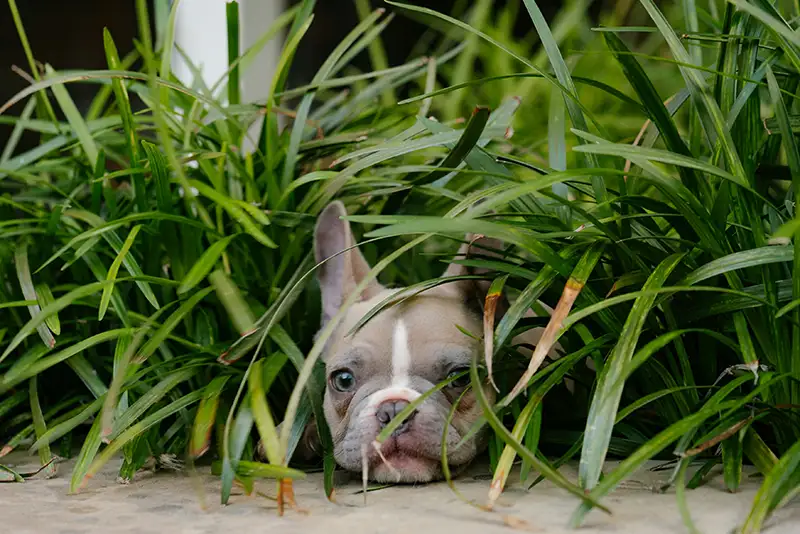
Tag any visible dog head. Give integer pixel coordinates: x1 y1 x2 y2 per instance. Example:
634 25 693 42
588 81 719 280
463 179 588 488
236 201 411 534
310 201 502 483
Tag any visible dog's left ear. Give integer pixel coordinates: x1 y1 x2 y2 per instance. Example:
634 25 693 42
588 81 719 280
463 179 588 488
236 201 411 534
441 234 510 319
314 201 385 326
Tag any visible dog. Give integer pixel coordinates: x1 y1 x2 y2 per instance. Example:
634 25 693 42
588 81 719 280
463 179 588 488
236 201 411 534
274 201 558 483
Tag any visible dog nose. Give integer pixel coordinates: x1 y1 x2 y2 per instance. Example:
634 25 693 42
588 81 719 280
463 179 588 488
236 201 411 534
375 400 416 434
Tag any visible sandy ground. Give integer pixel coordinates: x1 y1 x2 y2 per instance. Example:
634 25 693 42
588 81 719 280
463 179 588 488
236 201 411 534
1 451 799 534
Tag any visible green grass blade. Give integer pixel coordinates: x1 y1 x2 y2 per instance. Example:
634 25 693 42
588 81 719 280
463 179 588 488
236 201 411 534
29 376 56 477
178 235 238 295
190 375 230 458
99 225 142 321
578 253 685 493
14 242 56 349
135 287 214 363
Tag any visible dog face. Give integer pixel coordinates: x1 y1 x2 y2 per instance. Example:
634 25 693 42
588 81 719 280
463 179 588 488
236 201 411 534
312 201 499 483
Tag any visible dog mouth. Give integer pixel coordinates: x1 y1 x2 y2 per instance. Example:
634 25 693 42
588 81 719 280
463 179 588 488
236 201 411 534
365 434 441 481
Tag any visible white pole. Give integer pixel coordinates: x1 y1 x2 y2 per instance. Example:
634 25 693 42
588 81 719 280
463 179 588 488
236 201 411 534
172 0 285 107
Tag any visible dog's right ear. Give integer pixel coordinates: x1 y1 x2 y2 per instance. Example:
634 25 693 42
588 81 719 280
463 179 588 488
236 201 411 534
314 201 385 326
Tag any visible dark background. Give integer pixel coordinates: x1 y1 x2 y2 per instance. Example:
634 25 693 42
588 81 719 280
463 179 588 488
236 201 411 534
0 0 584 152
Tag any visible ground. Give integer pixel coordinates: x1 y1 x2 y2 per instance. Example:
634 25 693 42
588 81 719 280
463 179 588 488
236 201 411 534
1 452 799 534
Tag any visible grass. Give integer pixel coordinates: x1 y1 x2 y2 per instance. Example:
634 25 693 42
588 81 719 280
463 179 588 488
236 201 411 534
2 0 800 531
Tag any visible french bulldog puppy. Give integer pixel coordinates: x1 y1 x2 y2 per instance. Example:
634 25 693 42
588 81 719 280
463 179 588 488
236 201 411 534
294 201 555 483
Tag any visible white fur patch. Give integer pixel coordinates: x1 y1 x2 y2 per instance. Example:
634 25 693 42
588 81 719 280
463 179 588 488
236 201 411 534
391 319 411 388
356 319 421 422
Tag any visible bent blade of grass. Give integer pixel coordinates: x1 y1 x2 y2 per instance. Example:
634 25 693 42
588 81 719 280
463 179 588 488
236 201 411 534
99 225 142 321
413 106 491 186
190 375 230 459
1 330 129 394
681 246 793 286
14 242 56 349
502 242 606 407
602 31 701 193
44 64 99 168
34 283 60 336
65 210 160 310
578 253 685 494
483 275 508 392
571 399 739 526
69 413 104 493
725 0 800 48
221 399 254 505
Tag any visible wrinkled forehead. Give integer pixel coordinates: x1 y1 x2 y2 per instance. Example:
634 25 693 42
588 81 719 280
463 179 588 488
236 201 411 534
326 290 482 374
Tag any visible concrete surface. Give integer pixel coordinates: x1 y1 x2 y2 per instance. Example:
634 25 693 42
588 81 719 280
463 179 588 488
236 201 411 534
1 452 799 534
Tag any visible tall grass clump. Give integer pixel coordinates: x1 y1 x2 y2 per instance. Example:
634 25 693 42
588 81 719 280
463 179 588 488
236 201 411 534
2 0 800 532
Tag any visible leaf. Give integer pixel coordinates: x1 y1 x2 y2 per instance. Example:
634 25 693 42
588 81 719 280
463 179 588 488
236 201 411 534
502 241 606 406
248 358 284 465
28 397 104 453
178 235 238 294
739 436 800 533
189 180 276 248
469 352 611 513
209 270 255 335
1 330 131 394
211 460 306 480
107 367 197 442
281 7 387 191
103 29 145 211
484 274 508 392
99 225 142 320
681 246 793 286
578 253 685 497
80 390 204 489
221 399 254 505
29 376 56 478
413 106 491 186
14 241 56 349
34 283 60 336
190 375 230 459
602 31 701 193
44 64 99 168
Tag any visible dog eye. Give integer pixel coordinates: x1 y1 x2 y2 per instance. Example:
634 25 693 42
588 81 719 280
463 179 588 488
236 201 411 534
446 367 471 388
330 369 356 392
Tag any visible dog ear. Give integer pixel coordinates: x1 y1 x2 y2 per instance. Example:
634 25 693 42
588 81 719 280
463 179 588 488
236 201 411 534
441 234 510 319
314 201 385 326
